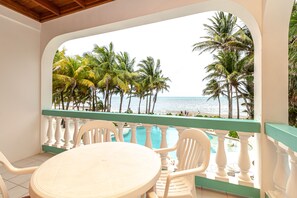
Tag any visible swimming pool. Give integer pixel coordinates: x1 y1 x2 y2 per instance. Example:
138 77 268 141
119 126 241 154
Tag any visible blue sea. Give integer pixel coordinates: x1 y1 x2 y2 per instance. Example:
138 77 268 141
110 96 247 117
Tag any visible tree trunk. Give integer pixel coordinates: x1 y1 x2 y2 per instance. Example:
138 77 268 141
60 92 65 110
218 96 221 118
119 92 124 113
127 85 132 111
92 89 96 111
227 83 233 118
236 88 240 119
138 96 142 114
145 96 148 114
148 92 152 113
151 91 158 114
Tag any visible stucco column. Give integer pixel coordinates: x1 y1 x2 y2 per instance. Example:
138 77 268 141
257 0 294 197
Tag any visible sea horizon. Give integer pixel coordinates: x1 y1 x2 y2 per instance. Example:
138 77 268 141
109 95 248 118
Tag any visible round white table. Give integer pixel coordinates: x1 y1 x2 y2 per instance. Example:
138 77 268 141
29 142 161 198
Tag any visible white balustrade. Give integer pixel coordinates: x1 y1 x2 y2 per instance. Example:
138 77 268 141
272 141 290 197
159 125 168 169
214 130 229 182
128 123 137 143
238 133 253 186
143 124 153 148
286 150 297 198
116 122 125 142
42 115 259 191
62 117 72 149
72 118 79 145
54 117 63 148
45 116 54 146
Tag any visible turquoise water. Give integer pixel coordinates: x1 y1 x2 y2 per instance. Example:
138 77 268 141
119 126 221 155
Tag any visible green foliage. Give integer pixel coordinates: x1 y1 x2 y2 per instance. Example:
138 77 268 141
52 43 170 114
289 2 297 127
193 11 254 120
228 130 239 139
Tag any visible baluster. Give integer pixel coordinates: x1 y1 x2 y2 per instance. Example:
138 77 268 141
54 117 63 148
62 117 71 149
117 122 125 142
238 133 253 186
159 125 168 169
175 126 186 138
45 116 54 145
72 118 79 146
286 150 297 198
214 130 229 182
271 140 290 197
128 123 137 143
143 124 153 148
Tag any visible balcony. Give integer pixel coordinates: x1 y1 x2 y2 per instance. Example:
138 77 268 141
0 0 295 198
37 109 296 198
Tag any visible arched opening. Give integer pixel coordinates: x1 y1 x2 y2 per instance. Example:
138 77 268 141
41 1 261 119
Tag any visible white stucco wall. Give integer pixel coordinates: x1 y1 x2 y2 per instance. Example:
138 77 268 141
0 6 41 162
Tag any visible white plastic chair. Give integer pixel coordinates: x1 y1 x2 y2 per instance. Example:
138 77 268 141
0 152 37 198
148 128 211 198
74 120 120 147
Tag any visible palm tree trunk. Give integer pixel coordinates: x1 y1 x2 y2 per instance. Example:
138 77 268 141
108 92 113 112
138 97 142 114
60 92 65 110
151 91 158 114
236 88 240 119
119 92 124 113
145 96 148 114
127 85 132 111
218 96 221 117
92 89 96 111
148 92 152 113
227 84 233 118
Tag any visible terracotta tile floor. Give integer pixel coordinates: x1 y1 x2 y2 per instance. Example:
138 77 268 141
0 153 243 198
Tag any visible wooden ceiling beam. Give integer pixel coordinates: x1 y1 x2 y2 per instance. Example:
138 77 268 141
0 0 40 21
73 0 85 8
31 0 60 16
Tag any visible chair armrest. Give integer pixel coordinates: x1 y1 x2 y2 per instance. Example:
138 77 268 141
162 167 206 198
153 144 177 154
10 166 38 175
168 167 206 180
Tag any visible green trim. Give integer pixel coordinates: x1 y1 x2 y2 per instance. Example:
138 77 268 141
195 176 260 198
265 123 297 152
42 145 66 154
42 109 260 132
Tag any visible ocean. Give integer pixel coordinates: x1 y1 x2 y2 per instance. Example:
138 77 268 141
109 96 248 118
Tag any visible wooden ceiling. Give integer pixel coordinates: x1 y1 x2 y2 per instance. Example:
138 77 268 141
0 0 114 22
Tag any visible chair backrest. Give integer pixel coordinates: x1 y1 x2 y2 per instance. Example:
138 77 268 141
74 120 120 147
176 128 211 172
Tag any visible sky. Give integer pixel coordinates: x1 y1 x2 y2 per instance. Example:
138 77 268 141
59 12 216 97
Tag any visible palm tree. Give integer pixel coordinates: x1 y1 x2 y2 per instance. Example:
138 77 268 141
151 75 170 114
193 11 254 119
192 12 238 54
53 55 94 110
91 42 117 112
203 79 223 117
115 52 137 113
137 57 170 114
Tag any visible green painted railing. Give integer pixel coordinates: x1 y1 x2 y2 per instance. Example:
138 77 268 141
42 109 261 132
265 123 297 152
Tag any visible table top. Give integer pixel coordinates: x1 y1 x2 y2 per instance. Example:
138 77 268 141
29 142 161 198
